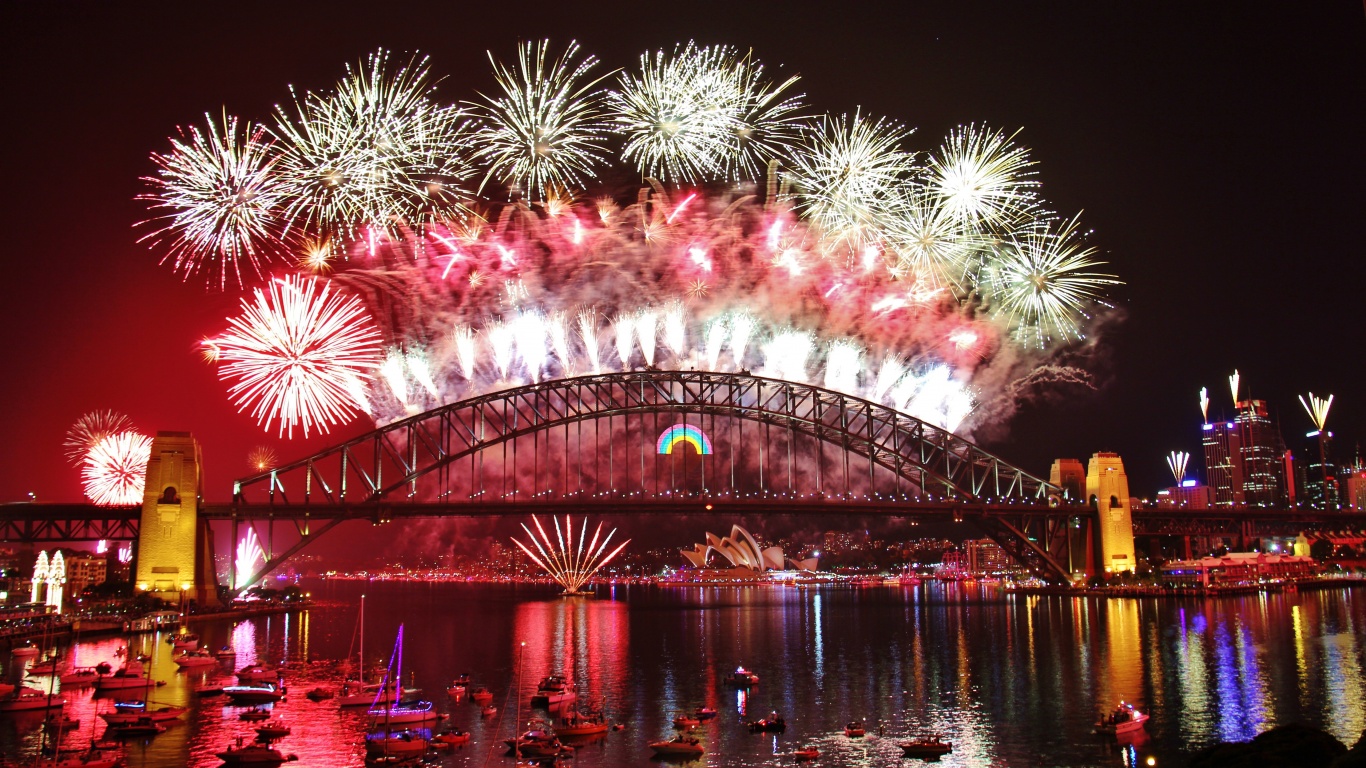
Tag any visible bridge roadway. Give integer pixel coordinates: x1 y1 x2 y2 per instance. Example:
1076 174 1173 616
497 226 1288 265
5 499 1364 541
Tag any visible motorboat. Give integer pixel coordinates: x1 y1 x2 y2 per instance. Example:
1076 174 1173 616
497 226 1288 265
506 729 565 759
505 728 557 751
900 737 953 758
365 729 429 757
446 681 466 699
470 687 493 704
45 712 81 730
223 682 284 705
174 649 218 668
60 667 103 686
531 675 576 707
0 687 67 712
94 661 150 692
452 673 471 686
480 704 497 717
844 721 866 737
217 736 299 765
216 646 238 659
748 715 785 733
101 702 187 724
236 664 282 683
195 682 227 696
1095 702 1149 736
239 708 272 721
693 706 717 720
106 717 166 738
255 720 292 740
673 715 701 729
431 730 471 748
649 735 704 756
792 745 820 760
727 666 760 687
368 699 437 726
169 633 199 650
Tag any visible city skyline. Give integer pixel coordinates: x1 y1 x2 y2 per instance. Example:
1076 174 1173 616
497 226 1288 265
2 3 1364 506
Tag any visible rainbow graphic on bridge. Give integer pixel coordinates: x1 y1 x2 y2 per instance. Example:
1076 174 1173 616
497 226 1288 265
657 423 713 455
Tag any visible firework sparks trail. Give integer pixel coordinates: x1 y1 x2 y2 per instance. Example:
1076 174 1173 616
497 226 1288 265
65 411 134 467
248 445 278 472
512 515 630 594
214 274 383 437
1299 392 1333 431
1167 450 1190 485
235 528 267 587
148 42 1123 442
81 432 152 506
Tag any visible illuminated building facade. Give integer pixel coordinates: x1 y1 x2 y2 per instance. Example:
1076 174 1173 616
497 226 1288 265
1201 399 1290 507
964 538 1009 575
1155 481 1214 509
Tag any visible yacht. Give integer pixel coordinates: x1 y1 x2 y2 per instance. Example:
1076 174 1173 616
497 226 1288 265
899 737 953 758
106 717 166 738
174 649 218 668
236 664 282 683
59 666 103 686
365 728 429 758
367 699 436 726
169 633 200 651
95 661 152 692
223 682 284 705
217 736 299 765
101 701 187 724
1095 702 1149 736
649 734 704 756
727 666 760 687
531 675 576 706
0 687 66 712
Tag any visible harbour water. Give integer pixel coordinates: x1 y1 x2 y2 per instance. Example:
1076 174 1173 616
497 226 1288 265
3 580 1363 767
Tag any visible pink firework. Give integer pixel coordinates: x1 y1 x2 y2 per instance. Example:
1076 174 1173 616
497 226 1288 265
215 274 383 437
64 410 134 466
81 432 152 506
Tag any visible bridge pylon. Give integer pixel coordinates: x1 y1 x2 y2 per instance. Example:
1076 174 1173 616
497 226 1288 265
134 432 220 608
1087 452 1137 575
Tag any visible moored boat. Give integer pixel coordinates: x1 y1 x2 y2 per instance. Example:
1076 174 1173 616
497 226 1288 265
367 699 436 726
106 716 166 738
693 706 717 720
530 675 576 707
94 661 151 692
844 721 866 737
236 664 282 683
0 687 67 712
223 682 284 705
365 728 429 757
649 734 704 756
899 736 953 758
239 708 271 721
256 720 292 740
792 745 820 760
470 687 493 704
1095 701 1149 736
217 736 298 765
174 649 218 668
60 666 103 686
101 702 187 724
557 710 610 737
727 665 759 687
432 730 471 748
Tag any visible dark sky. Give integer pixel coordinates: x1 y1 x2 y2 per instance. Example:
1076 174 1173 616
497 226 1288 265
3 1 1365 509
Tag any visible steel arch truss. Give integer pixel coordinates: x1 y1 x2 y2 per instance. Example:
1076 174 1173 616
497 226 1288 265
233 371 1056 509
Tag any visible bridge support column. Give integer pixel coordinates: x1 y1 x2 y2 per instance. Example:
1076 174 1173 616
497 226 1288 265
1087 452 1136 575
134 432 220 608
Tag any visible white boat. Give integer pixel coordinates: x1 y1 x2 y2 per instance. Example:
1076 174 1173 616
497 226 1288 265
223 682 284 705
174 649 218 668
649 735 704 756
217 736 298 765
170 633 199 651
1096 702 1149 736
256 720 292 739
216 646 238 659
727 665 760 687
531 675 576 706
338 681 393 708
0 687 67 712
95 661 151 692
236 663 282 682
900 737 953 758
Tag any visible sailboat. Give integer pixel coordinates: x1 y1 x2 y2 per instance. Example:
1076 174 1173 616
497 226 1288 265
338 595 395 708
366 624 435 727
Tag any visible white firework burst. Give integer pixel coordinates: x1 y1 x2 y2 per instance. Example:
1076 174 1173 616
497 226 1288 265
512 515 630 594
785 111 915 249
140 113 287 289
985 214 1121 347
81 432 152 506
928 124 1038 228
883 184 980 290
65 410 134 467
471 40 612 200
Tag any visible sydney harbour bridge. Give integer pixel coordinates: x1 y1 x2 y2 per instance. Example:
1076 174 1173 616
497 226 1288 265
4 371 1362 600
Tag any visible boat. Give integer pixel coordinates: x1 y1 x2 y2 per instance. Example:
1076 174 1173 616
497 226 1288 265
255 720 292 739
223 682 284 704
195 682 228 696
431 730 471 748
531 675 577 707
747 715 785 733
305 687 334 701
174 648 218 668
94 661 152 692
481 704 497 717
1095 701 1149 736
649 735 704 756
216 645 238 659
48 743 125 768
217 736 299 765
167 632 199 650
106 717 166 738
452 673 471 686
338 680 392 707
236 664 282 683
0 687 67 712
100 702 187 724
60 666 104 686
673 715 701 729
556 709 610 737
365 728 429 758
446 681 466 699
899 736 953 758
693 706 717 720
792 745 820 760
239 708 272 721
470 687 493 704
727 665 760 687
368 698 436 726
122 610 180 634
844 721 866 737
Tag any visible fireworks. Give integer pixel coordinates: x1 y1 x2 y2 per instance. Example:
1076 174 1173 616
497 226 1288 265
214 275 383 437
81 432 152 506
143 41 1122 443
472 40 611 199
511 515 630 594
248 446 278 473
1166 450 1190 485
140 113 287 289
1299 392 1333 432
235 528 267 586
64 410 133 466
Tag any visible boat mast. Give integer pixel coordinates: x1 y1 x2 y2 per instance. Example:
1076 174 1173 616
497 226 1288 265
359 594 365 684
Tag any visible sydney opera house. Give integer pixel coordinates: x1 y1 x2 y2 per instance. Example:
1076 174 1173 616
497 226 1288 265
681 525 818 575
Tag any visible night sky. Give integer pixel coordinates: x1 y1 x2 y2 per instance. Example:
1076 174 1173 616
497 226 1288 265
3 1 1365 516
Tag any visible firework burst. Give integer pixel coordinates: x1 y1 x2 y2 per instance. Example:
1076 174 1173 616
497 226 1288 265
248 445 278 473
140 113 287 289
928 125 1039 228
512 515 630 594
81 431 152 506
214 274 383 437
471 40 612 199
235 528 267 586
64 410 134 466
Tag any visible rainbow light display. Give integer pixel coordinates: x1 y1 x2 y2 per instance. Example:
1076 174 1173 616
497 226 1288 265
657 423 713 455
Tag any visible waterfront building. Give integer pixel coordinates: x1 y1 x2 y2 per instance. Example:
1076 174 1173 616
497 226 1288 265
1345 464 1366 512
1160 551 1318 587
1201 398 1291 507
963 538 1009 575
64 550 107 599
